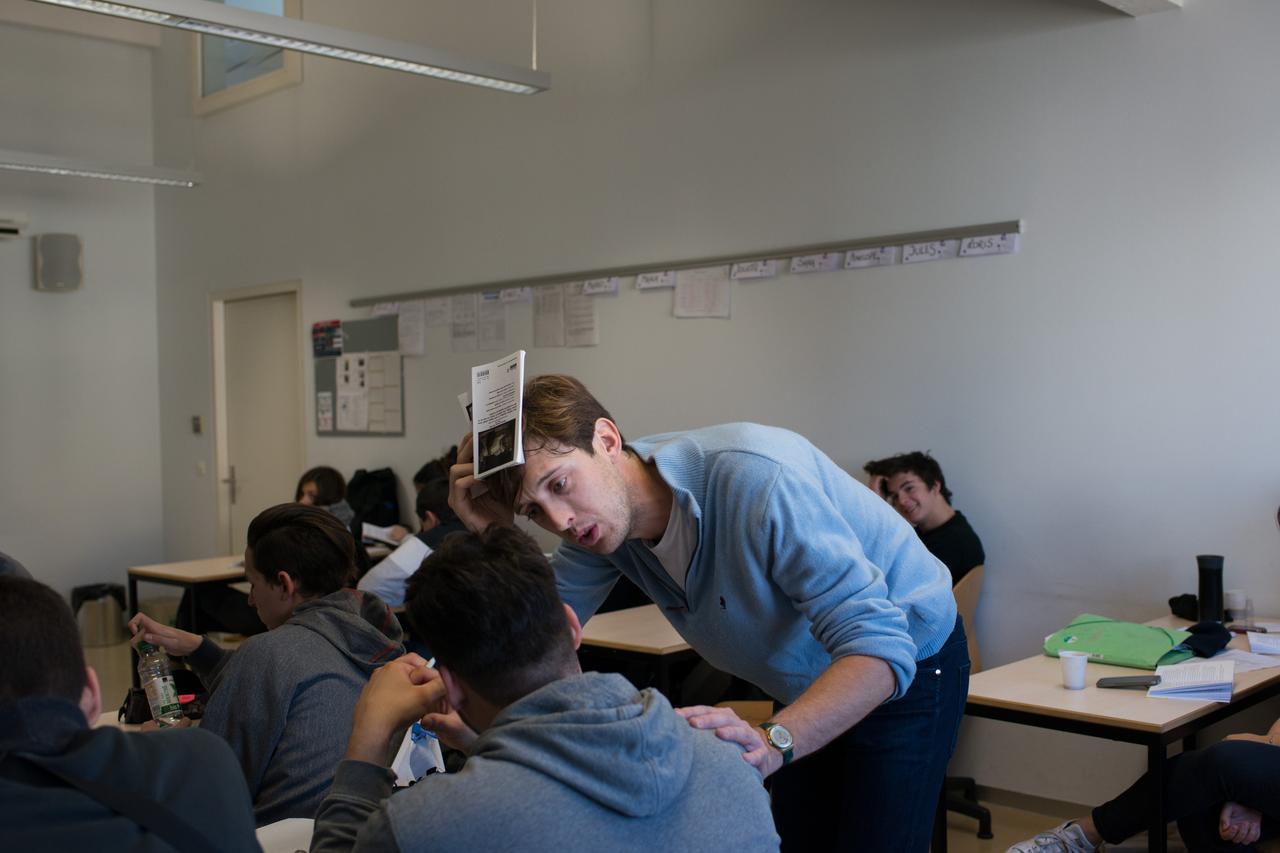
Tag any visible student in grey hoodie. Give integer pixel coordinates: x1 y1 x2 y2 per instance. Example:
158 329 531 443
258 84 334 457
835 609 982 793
129 503 405 825
312 526 780 853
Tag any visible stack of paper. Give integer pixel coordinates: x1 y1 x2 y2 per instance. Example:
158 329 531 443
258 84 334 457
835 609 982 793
1248 632 1280 655
1148 660 1235 702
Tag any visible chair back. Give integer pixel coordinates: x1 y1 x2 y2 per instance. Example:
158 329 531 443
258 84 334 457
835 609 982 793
952 565 984 673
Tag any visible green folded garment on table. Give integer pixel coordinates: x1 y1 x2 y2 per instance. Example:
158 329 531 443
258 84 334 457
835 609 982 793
1044 613 1193 670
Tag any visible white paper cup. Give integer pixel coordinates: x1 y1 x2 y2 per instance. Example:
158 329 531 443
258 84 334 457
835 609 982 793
1225 589 1246 621
1059 651 1089 690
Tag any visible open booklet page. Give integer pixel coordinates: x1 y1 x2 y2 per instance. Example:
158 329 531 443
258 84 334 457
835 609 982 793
470 350 526 480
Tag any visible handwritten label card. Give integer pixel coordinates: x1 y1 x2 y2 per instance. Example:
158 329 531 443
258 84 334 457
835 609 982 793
636 271 676 290
959 233 1020 257
901 239 960 264
500 287 532 303
844 247 899 269
581 277 620 296
730 260 778 280
789 253 842 274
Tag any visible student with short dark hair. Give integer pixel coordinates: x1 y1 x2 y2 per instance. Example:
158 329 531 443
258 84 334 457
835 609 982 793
864 450 985 585
311 526 780 853
297 465 355 525
0 576 259 852
357 478 467 608
411 446 458 492
129 503 405 825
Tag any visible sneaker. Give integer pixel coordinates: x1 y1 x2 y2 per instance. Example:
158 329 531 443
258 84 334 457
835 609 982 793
1005 821 1099 853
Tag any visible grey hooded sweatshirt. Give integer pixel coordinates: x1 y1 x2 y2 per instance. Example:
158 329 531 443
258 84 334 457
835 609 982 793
188 588 404 826
311 671 780 853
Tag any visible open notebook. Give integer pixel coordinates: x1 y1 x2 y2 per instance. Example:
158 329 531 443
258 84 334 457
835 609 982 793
1148 660 1235 702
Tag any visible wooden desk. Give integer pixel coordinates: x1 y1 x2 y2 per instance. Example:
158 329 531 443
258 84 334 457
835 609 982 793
127 556 244 685
967 616 1280 853
579 604 697 697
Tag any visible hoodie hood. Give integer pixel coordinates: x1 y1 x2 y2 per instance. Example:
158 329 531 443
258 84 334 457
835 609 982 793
471 672 694 817
288 588 404 674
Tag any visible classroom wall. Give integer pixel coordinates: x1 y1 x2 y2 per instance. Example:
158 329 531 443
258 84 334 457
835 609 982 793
0 23 165 597
150 0 1280 803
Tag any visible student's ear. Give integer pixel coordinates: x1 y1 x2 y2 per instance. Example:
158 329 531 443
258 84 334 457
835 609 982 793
563 603 584 650
276 571 298 600
594 418 624 461
80 665 102 725
438 666 466 709
421 511 439 531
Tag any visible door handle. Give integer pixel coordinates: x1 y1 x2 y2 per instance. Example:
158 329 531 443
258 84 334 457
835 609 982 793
221 464 237 504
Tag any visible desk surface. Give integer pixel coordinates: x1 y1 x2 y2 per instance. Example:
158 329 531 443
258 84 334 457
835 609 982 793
580 605 691 656
967 615 1280 734
128 556 245 583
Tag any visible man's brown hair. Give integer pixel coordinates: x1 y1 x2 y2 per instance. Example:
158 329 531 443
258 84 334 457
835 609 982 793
487 375 623 506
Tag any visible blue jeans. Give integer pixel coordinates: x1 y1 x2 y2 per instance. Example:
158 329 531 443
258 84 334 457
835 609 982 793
769 616 970 852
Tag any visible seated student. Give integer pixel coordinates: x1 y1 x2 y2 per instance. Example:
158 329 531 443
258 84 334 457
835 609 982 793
411 446 458 493
297 465 357 526
129 503 405 826
864 450 985 585
357 478 466 608
1007 723 1280 852
0 576 259 852
311 526 780 853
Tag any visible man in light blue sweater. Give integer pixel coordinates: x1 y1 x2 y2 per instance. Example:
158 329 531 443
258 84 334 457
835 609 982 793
449 374 967 851
311 526 779 852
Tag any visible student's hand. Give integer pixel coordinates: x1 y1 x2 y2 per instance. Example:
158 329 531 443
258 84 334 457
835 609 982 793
127 613 203 657
420 706 478 755
448 432 515 533
1223 732 1276 746
1219 802 1262 845
388 525 410 543
675 705 781 778
346 654 447 765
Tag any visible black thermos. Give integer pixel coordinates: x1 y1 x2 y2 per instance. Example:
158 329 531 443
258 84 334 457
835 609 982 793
1197 554 1225 622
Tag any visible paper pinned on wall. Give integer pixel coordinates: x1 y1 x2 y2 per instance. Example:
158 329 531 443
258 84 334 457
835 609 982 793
423 297 451 327
371 302 399 317
844 246 899 269
397 300 426 356
500 287 532 303
674 266 731 319
789 253 842 274
533 284 565 348
337 353 368 392
316 391 334 432
337 391 368 431
563 282 600 347
730 260 777 280
450 293 478 353
636 271 676 290
477 291 507 351
959 233 1020 257
581 277 620 296
902 239 960 264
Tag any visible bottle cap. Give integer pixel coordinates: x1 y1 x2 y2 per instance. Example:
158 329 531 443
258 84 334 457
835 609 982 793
137 640 157 654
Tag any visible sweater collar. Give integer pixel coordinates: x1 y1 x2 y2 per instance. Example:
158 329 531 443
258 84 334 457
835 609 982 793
628 433 707 523
0 696 88 756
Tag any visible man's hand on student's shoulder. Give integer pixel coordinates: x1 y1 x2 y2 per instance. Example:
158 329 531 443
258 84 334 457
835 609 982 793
346 654 447 765
448 432 516 532
675 704 783 778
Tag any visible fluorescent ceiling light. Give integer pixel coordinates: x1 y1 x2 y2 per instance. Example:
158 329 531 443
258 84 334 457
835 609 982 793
27 0 550 94
0 148 201 187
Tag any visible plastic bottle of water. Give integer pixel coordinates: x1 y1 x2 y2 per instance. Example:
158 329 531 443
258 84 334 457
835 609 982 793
136 640 183 727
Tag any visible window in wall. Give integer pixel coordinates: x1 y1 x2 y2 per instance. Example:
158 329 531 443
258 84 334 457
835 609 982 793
192 0 302 116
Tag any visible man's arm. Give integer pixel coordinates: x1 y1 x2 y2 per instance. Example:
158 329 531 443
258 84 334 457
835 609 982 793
679 655 894 777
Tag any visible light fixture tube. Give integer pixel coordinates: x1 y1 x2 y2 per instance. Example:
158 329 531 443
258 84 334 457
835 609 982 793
0 148 201 187
27 0 550 94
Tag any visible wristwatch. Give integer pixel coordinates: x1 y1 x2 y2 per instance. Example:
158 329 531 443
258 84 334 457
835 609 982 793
759 721 794 766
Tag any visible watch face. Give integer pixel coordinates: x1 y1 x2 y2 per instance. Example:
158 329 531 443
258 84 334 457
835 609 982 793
767 723 794 751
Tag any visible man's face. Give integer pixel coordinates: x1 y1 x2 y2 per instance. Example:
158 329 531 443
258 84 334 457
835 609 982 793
514 438 632 554
244 548 293 630
883 472 945 528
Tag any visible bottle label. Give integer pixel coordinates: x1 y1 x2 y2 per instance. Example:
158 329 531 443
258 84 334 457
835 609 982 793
144 675 181 720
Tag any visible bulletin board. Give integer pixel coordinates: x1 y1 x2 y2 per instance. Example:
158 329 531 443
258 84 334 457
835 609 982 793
314 315 405 437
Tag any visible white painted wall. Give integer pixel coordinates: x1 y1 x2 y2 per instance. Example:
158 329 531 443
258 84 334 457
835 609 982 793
151 0 1280 802
0 23 164 597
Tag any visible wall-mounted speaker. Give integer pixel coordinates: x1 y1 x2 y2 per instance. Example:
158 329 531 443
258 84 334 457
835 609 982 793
34 233 83 292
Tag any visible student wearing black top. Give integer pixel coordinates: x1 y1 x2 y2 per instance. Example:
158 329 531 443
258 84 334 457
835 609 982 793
864 451 984 585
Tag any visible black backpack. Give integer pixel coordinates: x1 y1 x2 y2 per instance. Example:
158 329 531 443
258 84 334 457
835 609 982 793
346 467 400 527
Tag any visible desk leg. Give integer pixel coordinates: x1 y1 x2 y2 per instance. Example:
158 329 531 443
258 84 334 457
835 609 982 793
127 574 140 688
1147 741 1167 853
